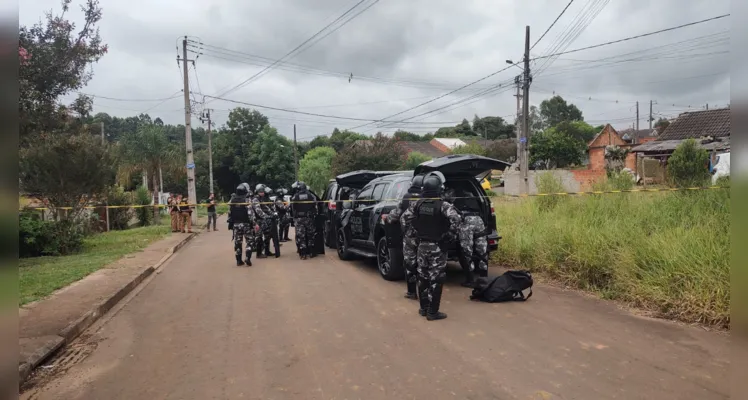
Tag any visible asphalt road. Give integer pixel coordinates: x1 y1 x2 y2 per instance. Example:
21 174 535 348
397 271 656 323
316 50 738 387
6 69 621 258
22 228 730 400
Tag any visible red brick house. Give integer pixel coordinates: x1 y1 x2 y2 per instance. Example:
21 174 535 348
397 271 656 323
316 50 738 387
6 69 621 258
587 124 637 172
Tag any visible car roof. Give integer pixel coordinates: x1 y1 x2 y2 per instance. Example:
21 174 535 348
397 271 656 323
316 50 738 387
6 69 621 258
414 154 511 179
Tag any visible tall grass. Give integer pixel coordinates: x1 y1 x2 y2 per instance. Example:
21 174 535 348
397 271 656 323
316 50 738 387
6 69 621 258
494 187 730 328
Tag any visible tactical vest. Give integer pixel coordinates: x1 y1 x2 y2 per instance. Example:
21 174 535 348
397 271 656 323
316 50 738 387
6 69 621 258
413 199 448 242
292 191 314 218
229 195 250 223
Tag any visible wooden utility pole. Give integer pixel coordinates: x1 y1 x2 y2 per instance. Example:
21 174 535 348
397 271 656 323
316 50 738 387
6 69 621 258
100 121 105 144
521 25 531 195
635 101 639 144
649 100 653 130
200 109 214 194
293 124 299 181
514 76 522 166
101 120 109 231
178 36 197 225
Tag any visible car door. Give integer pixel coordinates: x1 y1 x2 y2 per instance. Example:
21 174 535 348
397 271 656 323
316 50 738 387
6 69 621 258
362 183 388 246
350 185 374 244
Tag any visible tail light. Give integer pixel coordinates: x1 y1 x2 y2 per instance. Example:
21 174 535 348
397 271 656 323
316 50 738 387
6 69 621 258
381 214 388 222
488 239 496 245
328 202 336 210
490 206 495 216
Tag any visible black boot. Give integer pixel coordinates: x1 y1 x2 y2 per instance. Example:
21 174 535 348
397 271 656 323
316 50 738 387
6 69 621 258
245 251 252 266
404 278 418 300
236 255 245 266
417 279 429 317
461 267 476 288
427 283 447 321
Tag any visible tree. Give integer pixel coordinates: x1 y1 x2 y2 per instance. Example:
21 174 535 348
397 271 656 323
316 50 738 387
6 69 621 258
455 118 474 136
451 142 486 156
667 139 711 188
485 139 517 163
552 120 597 143
299 146 336 194
473 115 516 139
328 128 368 152
118 124 181 221
393 130 427 142
404 151 432 169
333 133 407 175
527 105 546 134
20 133 118 221
539 96 584 128
19 0 108 140
529 127 586 169
309 135 331 149
243 125 296 189
654 118 670 134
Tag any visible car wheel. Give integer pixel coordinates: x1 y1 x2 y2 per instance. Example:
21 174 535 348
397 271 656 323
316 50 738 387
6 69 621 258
377 236 404 281
337 228 353 260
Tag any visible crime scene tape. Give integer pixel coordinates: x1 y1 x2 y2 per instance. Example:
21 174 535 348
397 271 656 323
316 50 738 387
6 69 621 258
19 185 728 211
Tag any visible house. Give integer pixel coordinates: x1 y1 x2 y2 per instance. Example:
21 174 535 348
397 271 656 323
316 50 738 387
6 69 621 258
617 128 659 144
586 124 637 171
429 138 466 153
397 141 449 158
631 108 730 161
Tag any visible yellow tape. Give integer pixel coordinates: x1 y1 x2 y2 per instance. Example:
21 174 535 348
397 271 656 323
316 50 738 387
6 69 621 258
19 186 728 211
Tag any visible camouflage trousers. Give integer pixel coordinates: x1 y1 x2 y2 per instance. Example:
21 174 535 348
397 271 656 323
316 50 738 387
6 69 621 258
402 231 419 286
233 223 256 260
416 241 447 301
459 215 489 276
294 217 315 255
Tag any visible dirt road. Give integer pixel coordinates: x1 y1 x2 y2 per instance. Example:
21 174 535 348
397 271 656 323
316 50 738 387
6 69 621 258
22 228 730 400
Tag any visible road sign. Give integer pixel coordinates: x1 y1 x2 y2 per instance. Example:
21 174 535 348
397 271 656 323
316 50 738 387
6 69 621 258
186 162 195 169
519 137 527 144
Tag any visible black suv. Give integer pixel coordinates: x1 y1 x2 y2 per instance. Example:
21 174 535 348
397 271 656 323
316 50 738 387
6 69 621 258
321 170 400 248
335 155 509 281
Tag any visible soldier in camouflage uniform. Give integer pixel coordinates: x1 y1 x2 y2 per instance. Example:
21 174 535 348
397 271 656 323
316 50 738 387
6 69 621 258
227 183 259 266
388 174 424 300
290 181 316 259
412 172 462 321
444 188 489 287
253 184 281 258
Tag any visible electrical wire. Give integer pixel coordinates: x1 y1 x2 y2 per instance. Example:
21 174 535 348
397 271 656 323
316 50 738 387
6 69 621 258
531 0 575 50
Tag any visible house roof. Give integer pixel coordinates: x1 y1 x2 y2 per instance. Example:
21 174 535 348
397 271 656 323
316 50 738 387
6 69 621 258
432 138 465 149
397 141 448 158
618 128 658 142
631 136 730 154
657 108 730 141
462 139 516 148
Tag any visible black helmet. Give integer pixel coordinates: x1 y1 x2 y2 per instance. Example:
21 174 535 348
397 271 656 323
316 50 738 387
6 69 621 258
422 172 445 196
409 174 425 193
236 183 251 196
266 187 274 195
297 181 307 192
255 183 267 195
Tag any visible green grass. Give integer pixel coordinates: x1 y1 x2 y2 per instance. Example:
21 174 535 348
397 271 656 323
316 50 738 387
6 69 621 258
493 187 730 328
195 204 228 218
19 225 170 305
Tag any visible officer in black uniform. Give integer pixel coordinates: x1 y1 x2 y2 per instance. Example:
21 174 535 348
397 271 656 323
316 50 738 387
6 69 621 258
253 184 281 258
227 183 258 266
412 172 462 321
290 182 317 259
388 174 424 300
275 188 291 242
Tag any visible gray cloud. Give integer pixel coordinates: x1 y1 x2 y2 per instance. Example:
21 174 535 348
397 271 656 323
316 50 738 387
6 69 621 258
20 0 731 138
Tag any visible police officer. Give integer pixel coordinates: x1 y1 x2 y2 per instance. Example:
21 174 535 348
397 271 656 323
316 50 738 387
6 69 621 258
253 184 281 258
411 172 462 321
388 174 424 300
227 183 259 266
275 189 291 242
290 181 316 260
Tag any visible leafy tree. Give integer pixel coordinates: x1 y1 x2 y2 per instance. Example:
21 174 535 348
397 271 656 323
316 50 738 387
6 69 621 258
299 146 336 194
19 0 108 140
529 127 586 169
434 126 458 137
473 115 516 139
244 125 296 189
539 96 584 128
404 151 432 169
19 133 118 221
333 133 407 175
455 118 474 136
485 139 517 163
552 120 597 143
451 142 487 156
393 130 428 142
527 105 545 134
328 128 368 152
309 135 331 149
654 117 670 134
667 139 710 188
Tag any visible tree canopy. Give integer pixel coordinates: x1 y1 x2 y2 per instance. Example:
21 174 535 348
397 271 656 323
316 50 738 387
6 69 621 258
299 146 336 195
539 95 584 128
332 133 407 175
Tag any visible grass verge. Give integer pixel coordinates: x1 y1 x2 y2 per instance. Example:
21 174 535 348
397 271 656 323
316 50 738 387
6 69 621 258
493 187 730 328
19 225 170 305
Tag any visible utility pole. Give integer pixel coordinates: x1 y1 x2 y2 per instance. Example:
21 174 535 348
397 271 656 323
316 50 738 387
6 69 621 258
199 109 214 195
649 100 653 130
521 25 531 195
293 124 299 181
514 76 522 166
706 103 709 110
178 36 197 225
100 120 109 231
100 121 105 144
635 101 639 144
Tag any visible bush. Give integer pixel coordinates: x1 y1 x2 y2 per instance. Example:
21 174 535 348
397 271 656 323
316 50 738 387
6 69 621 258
608 170 635 191
667 139 711 188
405 151 432 169
19 211 86 257
534 172 566 211
106 185 134 230
134 186 153 227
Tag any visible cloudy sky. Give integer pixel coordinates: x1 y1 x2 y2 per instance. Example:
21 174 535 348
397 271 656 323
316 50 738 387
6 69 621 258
20 0 731 141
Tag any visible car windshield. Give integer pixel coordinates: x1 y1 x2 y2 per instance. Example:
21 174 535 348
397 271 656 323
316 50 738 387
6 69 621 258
388 180 410 200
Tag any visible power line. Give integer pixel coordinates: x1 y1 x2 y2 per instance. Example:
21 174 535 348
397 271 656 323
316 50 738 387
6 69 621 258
531 0 575 50
531 14 730 62
77 92 182 102
210 0 379 100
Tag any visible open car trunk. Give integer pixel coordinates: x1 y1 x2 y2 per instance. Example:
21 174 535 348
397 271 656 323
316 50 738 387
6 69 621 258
414 154 511 181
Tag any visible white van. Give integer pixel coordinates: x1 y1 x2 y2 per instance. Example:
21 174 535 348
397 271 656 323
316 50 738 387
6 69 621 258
711 152 730 184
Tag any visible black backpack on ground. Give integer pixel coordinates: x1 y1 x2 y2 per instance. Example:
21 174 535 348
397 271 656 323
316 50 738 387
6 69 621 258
470 270 533 302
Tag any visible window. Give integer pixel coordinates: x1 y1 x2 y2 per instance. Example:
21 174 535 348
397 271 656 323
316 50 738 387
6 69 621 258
355 186 374 206
372 183 388 201
387 180 410 200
